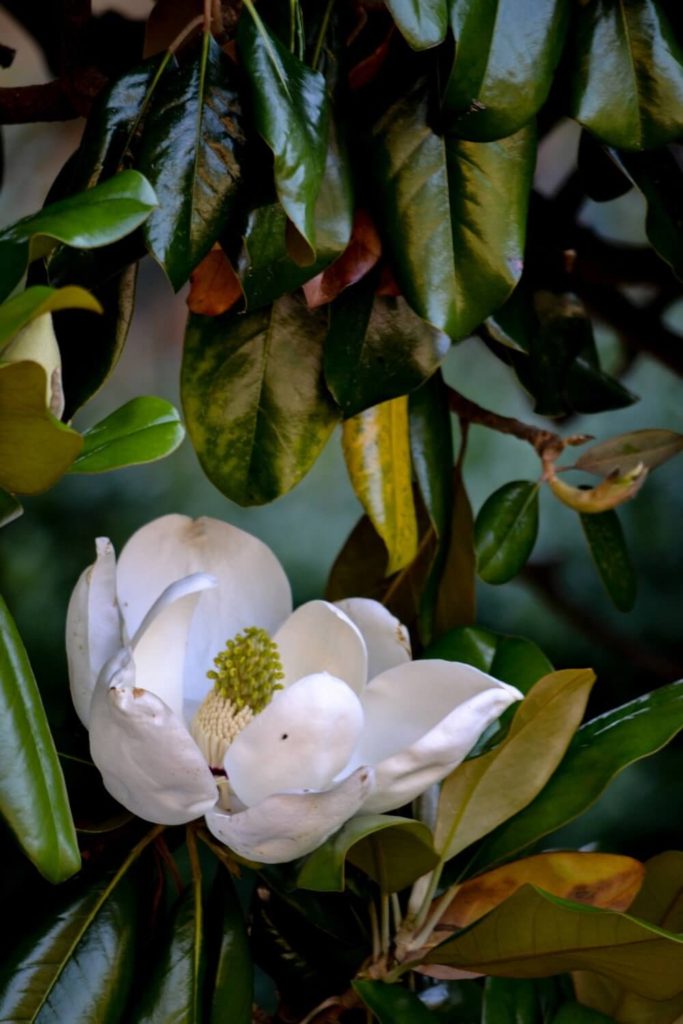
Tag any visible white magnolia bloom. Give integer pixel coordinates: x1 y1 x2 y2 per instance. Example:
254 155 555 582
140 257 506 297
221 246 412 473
66 514 522 864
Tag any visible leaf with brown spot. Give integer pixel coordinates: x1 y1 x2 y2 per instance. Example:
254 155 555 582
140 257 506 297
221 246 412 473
187 245 243 316
303 210 382 308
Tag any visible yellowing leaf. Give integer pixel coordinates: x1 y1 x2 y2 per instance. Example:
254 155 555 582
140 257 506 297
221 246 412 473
0 361 82 494
342 396 418 575
434 669 596 860
548 465 647 514
575 429 683 477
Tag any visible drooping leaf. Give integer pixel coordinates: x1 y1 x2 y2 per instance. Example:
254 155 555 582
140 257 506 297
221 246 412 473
580 510 637 613
0 285 102 348
0 596 80 882
409 372 454 541
0 361 83 495
0 825 160 1020
472 680 683 871
370 82 535 340
575 429 683 477
0 170 157 301
383 0 448 50
325 280 450 418
422 885 683 1000
187 245 243 316
425 626 552 693
238 11 328 258
548 465 646 515
182 294 338 505
445 0 569 141
434 669 595 860
570 0 683 150
342 396 418 575
69 397 185 474
618 146 683 280
475 481 539 585
0 489 22 527
577 131 633 203
209 870 252 1024
137 33 245 290
297 815 438 894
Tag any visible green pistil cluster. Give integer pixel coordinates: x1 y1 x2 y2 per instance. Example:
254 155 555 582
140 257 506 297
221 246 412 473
207 625 284 713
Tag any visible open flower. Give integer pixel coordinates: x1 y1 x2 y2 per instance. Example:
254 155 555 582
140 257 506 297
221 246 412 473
66 515 522 863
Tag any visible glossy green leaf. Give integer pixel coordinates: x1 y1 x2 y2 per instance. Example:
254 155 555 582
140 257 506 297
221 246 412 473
445 0 569 141
297 815 438 893
410 372 454 541
426 626 552 693
0 596 79 882
0 171 156 302
473 680 683 871
210 871 252 1024
384 0 448 50
69 396 184 474
580 510 636 613
423 885 683 999
618 146 683 279
0 361 83 494
0 867 143 1023
434 669 595 860
575 429 683 477
0 285 102 348
570 0 683 150
475 481 539 584
182 295 339 505
370 81 534 340
482 977 542 1024
325 281 450 418
354 980 435 1023
138 34 245 289
0 489 22 527
238 11 328 257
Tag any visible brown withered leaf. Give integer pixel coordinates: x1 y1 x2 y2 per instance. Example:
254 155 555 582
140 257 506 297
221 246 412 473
303 209 382 308
348 26 395 91
187 244 243 316
375 262 402 297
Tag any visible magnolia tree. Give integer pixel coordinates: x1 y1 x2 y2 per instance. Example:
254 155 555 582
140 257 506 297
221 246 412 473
1 1 683 1021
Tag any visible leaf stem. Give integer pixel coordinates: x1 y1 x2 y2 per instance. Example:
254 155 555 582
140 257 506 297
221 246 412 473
380 891 390 955
369 900 381 961
311 0 335 71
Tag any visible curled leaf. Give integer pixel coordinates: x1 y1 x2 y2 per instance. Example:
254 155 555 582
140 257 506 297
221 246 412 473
548 465 647 514
303 210 382 308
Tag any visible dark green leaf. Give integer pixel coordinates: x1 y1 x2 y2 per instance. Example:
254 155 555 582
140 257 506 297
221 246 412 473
425 625 552 693
210 871 252 1024
570 0 683 150
0 285 102 347
475 481 539 584
445 0 569 141
0 596 79 881
473 680 683 871
410 372 454 541
297 815 438 893
580 510 636 612
370 81 534 340
618 146 683 280
137 34 245 289
384 0 448 50
354 980 436 1023
69 396 184 474
0 489 22 527
482 977 541 1024
182 294 339 504
325 281 450 418
551 1004 615 1024
577 132 632 203
238 12 328 258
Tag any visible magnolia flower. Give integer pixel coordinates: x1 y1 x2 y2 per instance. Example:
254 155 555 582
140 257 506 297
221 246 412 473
66 515 522 864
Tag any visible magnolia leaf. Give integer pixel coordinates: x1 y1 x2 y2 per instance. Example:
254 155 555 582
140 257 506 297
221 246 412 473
445 0 569 141
69 397 185 474
577 131 633 203
0 596 80 882
481 978 554 1024
580 510 637 613
575 429 683 477
187 245 243 316
426 626 552 693
618 146 683 281
475 481 539 584
137 33 245 290
0 361 83 495
182 294 339 505
570 0 683 150
342 396 418 575
297 815 438 894
434 669 595 860
0 490 22 527
0 285 102 347
422 885 683 1001
383 0 448 50
303 209 381 309
370 81 534 340
472 680 683 871
354 980 435 1023
238 11 328 259
210 870 253 1024
548 466 647 514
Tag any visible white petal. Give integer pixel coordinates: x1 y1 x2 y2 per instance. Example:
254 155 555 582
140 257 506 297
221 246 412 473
349 660 521 813
204 766 374 863
335 598 411 678
273 600 368 695
224 672 364 807
131 573 216 720
88 648 218 826
66 537 123 727
116 514 292 704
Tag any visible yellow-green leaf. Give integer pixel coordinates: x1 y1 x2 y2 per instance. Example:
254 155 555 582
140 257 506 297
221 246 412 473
548 465 647 514
0 285 102 348
434 669 596 860
342 396 418 575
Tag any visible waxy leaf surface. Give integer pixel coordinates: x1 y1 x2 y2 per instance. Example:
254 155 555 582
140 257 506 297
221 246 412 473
69 396 184 474
580 510 636 613
475 481 539 585
384 0 448 50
